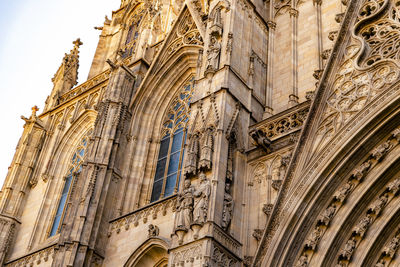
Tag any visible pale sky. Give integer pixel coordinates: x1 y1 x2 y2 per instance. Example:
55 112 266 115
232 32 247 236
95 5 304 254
0 0 120 188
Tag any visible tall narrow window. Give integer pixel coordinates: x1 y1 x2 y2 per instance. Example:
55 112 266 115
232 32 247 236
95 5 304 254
150 78 194 202
121 7 144 59
49 133 89 237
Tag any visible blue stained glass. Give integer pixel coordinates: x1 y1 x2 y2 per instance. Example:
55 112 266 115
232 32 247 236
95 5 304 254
174 102 181 111
49 133 89 237
155 158 167 179
158 138 170 159
150 78 193 203
151 179 163 202
164 173 177 197
167 152 180 175
171 131 183 153
50 215 62 236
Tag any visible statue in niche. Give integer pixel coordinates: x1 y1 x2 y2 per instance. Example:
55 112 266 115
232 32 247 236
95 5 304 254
334 181 353 203
175 179 194 231
222 180 234 231
199 127 214 171
383 236 400 257
318 204 336 226
193 172 211 224
184 133 200 177
206 36 221 71
340 238 356 260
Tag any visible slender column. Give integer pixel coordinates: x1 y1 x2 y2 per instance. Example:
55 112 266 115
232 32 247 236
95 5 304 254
315 0 324 70
264 20 276 119
288 7 299 107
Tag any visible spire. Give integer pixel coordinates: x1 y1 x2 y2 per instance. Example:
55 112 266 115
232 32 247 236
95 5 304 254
46 38 83 109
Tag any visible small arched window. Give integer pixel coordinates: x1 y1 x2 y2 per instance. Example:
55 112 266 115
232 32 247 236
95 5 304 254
150 78 194 202
49 132 90 236
121 7 145 59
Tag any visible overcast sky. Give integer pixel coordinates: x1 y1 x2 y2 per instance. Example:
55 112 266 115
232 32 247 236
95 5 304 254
0 0 120 188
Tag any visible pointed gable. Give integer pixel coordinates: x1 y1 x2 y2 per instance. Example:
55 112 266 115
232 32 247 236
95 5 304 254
255 0 400 264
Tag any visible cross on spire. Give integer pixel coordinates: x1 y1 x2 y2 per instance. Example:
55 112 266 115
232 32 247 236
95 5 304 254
73 38 83 49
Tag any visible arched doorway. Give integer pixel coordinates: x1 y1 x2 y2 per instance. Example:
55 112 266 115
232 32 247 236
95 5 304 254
124 238 169 267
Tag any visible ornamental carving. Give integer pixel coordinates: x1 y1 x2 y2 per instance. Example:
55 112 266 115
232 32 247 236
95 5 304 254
148 224 159 237
304 226 323 251
252 229 263 241
211 246 237 266
250 102 310 143
314 0 400 155
108 196 176 237
295 126 400 266
161 8 203 64
263 203 274 216
375 228 400 265
317 204 336 226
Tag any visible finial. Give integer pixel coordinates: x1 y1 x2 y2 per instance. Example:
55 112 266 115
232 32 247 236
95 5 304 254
32 106 39 117
73 38 83 49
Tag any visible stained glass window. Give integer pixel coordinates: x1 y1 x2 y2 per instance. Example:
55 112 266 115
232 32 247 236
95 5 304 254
49 133 90 237
150 78 194 202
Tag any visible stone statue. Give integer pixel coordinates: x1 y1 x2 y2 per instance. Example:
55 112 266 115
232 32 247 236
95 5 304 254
305 226 323 250
334 182 353 202
354 215 372 236
222 181 234 231
185 133 200 177
318 205 336 226
199 127 213 171
193 173 211 224
340 239 356 260
206 36 221 71
369 194 388 215
387 178 400 194
383 236 400 257
295 254 308 267
175 179 194 231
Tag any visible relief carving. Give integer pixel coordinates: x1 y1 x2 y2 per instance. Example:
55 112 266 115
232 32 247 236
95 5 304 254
333 182 353 203
252 229 263 241
352 215 372 237
339 238 356 261
295 254 309 267
317 205 336 226
148 224 159 237
305 226 323 251
367 194 388 216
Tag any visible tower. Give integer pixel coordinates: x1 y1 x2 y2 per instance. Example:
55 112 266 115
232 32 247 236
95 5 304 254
2 0 400 266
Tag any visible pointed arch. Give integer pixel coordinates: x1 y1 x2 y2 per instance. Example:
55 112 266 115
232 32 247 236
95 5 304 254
124 237 170 267
42 110 96 238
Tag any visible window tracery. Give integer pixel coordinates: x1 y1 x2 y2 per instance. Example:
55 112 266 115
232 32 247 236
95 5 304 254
49 131 91 236
121 6 145 59
150 77 194 202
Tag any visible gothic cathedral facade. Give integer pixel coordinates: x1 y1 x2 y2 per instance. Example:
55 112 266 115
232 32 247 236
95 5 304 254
1 0 400 266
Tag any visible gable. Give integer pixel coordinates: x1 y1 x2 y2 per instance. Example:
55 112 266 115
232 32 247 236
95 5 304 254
254 0 400 265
